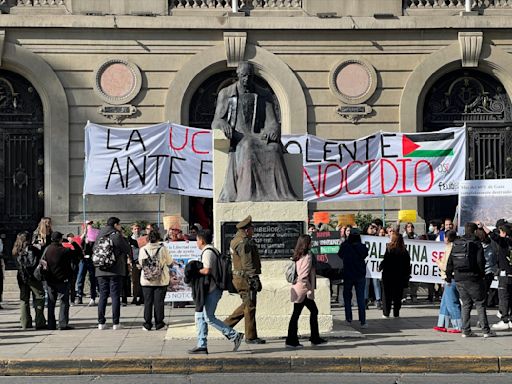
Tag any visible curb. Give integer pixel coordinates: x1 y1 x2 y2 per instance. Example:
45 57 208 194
0 356 509 376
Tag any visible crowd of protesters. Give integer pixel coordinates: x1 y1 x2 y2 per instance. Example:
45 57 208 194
8 212 512 351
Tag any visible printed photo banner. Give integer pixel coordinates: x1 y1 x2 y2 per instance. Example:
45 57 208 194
362 235 446 284
84 122 212 197
458 179 512 231
164 241 202 302
282 127 466 202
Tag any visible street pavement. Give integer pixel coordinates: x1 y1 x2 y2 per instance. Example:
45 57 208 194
0 302 512 375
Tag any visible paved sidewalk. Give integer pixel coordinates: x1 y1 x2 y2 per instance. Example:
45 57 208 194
1 299 512 375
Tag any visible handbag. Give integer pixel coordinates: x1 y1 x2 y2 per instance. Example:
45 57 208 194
33 247 49 282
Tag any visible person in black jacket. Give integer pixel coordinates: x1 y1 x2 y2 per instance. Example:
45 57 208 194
446 222 495 338
379 233 411 318
338 229 369 328
95 217 131 330
479 221 512 331
45 231 74 330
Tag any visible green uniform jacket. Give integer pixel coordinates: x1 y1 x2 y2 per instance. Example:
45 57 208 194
230 229 261 278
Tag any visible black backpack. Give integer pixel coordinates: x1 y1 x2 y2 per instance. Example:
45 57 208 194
17 246 38 283
208 247 237 294
451 239 477 272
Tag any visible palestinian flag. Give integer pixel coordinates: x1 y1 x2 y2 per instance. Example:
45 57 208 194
402 132 455 157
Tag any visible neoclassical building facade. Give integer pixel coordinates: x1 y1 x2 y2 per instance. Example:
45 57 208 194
0 0 511 253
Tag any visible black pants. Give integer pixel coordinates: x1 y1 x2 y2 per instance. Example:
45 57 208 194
457 279 490 334
142 285 167 329
382 280 403 317
131 266 143 303
286 297 319 345
47 281 70 329
97 276 122 325
498 275 512 322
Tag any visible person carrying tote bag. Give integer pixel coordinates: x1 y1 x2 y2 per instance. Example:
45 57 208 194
285 234 327 349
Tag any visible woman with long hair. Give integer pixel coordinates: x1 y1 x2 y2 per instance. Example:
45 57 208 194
338 229 369 327
433 230 462 333
379 233 411 318
285 234 327 349
12 232 46 329
32 217 53 250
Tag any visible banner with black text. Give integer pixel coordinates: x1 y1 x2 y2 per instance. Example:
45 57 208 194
84 122 212 197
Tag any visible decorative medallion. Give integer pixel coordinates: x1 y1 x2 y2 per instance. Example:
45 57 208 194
94 59 142 105
329 57 377 105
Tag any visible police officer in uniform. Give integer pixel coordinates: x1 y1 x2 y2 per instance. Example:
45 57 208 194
223 216 266 344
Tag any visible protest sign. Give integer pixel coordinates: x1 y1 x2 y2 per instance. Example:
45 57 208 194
458 179 512 229
84 122 212 197
164 241 202 302
310 231 343 280
362 235 445 284
282 127 466 202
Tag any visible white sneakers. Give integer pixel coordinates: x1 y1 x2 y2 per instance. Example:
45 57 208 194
491 320 511 331
98 323 122 330
88 299 96 307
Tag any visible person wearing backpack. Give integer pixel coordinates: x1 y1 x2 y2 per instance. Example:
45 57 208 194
446 222 495 338
338 228 369 327
479 221 512 331
188 229 244 354
95 217 131 330
285 234 327 349
138 230 173 331
12 231 46 330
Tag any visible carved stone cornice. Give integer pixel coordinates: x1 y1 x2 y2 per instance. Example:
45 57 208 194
458 32 483 68
223 32 247 68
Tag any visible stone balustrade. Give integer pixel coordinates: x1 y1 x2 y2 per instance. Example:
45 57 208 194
15 0 65 5
405 0 512 10
169 0 302 9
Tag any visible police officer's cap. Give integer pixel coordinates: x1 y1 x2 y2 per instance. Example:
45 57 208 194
236 215 253 229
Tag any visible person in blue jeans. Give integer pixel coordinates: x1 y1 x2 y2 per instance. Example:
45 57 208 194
338 229 369 328
188 229 244 354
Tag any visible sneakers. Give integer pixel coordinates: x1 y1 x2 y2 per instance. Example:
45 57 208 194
310 337 328 345
484 331 497 338
245 337 266 344
113 324 122 330
285 343 304 349
233 332 244 352
491 321 511 331
88 298 96 307
187 346 208 354
461 331 477 338
433 326 447 332
98 323 107 330
497 310 503 319
75 297 82 305
360 323 368 329
142 326 150 331
376 300 382 310
447 329 462 334
382 315 390 319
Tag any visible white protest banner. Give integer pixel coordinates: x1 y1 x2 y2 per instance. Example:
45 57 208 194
164 241 202 302
362 235 446 284
282 127 466 202
84 122 212 197
458 179 512 230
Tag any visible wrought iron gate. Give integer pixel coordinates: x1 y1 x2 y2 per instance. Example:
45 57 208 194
0 70 44 267
422 69 512 223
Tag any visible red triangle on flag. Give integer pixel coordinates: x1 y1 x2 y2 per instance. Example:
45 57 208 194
402 135 421 156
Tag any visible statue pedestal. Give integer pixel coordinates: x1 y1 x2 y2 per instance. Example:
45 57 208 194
212 129 333 337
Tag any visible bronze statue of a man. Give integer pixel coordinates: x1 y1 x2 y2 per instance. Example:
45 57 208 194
212 61 297 202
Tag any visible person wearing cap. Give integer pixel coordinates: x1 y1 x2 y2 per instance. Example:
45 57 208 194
223 215 265 344
44 231 74 330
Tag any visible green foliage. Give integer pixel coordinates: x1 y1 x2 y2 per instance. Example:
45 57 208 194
355 212 374 231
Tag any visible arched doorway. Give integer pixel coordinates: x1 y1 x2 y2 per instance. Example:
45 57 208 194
187 70 279 226
422 69 512 223
0 70 44 266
